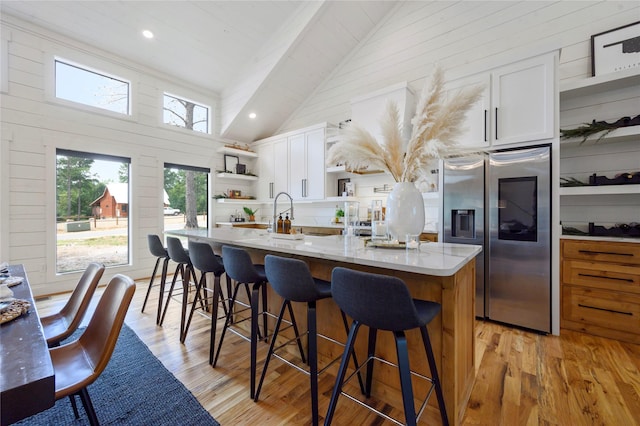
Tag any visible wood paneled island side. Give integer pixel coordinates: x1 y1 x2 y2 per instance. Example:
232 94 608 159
167 228 480 425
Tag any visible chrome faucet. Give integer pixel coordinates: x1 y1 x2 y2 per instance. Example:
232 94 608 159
273 192 294 233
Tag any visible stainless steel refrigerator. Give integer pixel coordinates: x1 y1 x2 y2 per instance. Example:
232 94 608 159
443 146 551 333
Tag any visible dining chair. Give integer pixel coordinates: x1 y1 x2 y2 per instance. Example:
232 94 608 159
49 274 136 426
40 262 105 347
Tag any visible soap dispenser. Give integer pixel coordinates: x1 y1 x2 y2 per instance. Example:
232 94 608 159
284 214 291 234
277 214 284 233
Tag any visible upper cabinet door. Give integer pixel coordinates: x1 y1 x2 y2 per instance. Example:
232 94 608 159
273 138 289 196
256 138 288 200
304 127 325 200
288 133 306 199
491 53 555 146
257 142 275 200
446 73 491 149
288 128 326 200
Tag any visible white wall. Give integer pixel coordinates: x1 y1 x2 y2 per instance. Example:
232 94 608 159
0 15 227 295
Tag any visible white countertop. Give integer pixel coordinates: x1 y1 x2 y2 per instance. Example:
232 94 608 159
167 228 480 277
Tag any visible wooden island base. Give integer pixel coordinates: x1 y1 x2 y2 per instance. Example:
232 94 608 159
207 243 477 425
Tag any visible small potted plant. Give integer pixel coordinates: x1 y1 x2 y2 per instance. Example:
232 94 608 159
334 206 344 224
243 206 258 222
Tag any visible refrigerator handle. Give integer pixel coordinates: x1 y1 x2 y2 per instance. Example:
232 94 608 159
495 107 498 140
484 109 488 142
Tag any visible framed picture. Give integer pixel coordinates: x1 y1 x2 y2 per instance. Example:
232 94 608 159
591 21 640 77
337 178 350 196
224 154 239 173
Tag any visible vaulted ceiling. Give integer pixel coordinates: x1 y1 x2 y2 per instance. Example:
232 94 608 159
0 1 397 142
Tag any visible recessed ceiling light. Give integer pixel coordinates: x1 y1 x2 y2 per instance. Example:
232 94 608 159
142 30 154 39
248 112 257 119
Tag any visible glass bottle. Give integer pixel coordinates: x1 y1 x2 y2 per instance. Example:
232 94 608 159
284 215 291 234
277 215 284 233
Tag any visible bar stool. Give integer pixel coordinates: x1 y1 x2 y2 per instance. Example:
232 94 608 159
212 245 268 399
325 267 449 426
159 237 200 336
183 240 230 348
255 255 363 426
141 234 170 324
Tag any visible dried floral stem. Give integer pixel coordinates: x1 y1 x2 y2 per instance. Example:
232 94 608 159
327 66 484 184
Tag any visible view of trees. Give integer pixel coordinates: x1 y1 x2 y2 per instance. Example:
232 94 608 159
164 168 208 220
163 95 209 229
56 155 105 221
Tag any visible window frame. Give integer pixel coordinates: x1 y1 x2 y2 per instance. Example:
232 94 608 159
55 148 132 275
45 53 137 121
161 90 213 136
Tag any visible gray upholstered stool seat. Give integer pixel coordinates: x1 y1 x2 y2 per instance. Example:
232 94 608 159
325 267 449 426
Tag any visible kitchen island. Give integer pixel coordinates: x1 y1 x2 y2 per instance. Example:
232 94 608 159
167 228 480 424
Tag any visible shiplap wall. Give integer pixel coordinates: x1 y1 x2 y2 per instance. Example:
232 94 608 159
2 2 639 297
0 15 229 295
283 1 639 131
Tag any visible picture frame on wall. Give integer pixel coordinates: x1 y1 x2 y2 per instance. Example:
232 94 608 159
591 21 640 77
337 178 350 196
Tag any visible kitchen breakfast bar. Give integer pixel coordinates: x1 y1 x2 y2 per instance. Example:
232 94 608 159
167 228 481 425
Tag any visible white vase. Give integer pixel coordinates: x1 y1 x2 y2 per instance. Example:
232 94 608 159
386 182 425 242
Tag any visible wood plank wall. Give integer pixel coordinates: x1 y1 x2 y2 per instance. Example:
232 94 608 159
2 2 638 296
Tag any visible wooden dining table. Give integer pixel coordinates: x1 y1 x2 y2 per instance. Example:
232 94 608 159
0 264 55 426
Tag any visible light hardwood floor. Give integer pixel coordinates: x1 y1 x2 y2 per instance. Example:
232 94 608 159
36 280 640 425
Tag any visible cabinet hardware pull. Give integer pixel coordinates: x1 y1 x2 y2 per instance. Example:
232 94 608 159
495 107 498 140
577 303 633 316
484 109 488 142
578 273 634 283
578 249 633 257
269 182 274 199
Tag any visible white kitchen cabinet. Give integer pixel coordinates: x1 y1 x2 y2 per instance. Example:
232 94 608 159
445 73 491 149
256 138 287 200
448 53 555 149
289 127 325 200
492 53 555 146
255 123 330 200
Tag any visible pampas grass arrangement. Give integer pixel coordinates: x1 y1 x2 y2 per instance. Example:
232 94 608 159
327 67 484 183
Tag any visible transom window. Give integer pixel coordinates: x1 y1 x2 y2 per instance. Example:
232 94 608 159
163 93 210 134
55 59 130 114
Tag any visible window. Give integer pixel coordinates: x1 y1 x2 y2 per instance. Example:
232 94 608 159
163 93 210 134
56 149 131 273
55 59 130 114
164 163 209 237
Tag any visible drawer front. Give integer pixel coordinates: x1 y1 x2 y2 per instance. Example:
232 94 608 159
562 240 640 265
562 286 640 333
563 260 640 294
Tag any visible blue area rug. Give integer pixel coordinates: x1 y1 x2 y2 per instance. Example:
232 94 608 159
17 324 219 425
